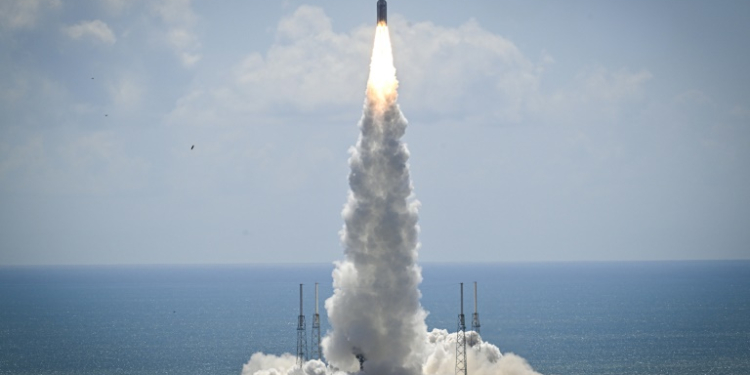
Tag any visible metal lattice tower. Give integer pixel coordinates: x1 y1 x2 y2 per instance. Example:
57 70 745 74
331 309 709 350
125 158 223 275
472 281 481 334
296 284 308 368
456 283 467 375
311 282 322 361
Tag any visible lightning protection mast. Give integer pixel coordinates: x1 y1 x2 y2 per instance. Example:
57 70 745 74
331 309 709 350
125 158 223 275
296 284 308 368
472 281 481 334
456 283 467 375
311 282 322 361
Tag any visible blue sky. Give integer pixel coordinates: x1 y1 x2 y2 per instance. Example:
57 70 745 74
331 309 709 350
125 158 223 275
1 0 748 265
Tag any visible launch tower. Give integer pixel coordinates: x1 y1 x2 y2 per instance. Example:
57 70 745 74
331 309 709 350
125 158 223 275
296 284 308 367
311 282 322 360
456 283 467 375
472 281 481 334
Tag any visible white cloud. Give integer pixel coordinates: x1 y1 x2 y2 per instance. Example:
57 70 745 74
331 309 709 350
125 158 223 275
167 5 371 125
152 0 195 25
232 6 371 111
179 51 201 67
168 6 548 125
151 0 201 67
390 17 544 122
167 5 654 129
0 0 60 30
63 20 116 45
166 27 194 49
107 74 143 110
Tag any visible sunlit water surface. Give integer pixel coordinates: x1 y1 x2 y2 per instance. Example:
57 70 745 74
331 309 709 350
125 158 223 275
1 261 748 375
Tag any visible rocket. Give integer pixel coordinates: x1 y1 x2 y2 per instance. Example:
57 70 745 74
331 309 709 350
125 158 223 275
377 0 387 24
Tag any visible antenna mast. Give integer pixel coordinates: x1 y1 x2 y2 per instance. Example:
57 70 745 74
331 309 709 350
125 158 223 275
311 282 322 360
456 283 467 375
472 281 481 334
296 284 308 367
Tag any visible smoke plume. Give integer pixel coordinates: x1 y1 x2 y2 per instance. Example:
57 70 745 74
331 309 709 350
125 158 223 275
321 22 426 375
241 22 542 375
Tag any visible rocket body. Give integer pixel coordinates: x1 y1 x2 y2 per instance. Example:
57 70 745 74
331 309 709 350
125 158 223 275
377 0 387 24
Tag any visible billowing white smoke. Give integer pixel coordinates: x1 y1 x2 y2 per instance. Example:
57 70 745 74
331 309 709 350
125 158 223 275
242 330 542 375
241 22 543 375
320 22 426 375
423 330 542 375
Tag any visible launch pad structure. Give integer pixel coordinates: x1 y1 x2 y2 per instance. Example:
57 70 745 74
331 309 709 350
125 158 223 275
472 281 481 334
456 283 467 375
296 284 308 367
293 280 484 373
311 283 322 360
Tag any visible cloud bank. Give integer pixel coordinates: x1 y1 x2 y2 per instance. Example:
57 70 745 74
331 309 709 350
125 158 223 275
63 20 116 44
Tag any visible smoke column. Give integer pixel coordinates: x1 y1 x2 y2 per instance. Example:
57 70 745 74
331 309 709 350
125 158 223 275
321 21 426 375
241 20 543 375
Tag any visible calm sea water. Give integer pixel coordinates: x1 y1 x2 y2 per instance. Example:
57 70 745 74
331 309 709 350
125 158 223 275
0 261 748 375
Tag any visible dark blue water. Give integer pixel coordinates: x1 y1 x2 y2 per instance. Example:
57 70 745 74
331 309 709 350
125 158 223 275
0 261 748 375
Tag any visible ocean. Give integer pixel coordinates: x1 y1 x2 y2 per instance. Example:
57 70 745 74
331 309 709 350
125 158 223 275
0 261 748 375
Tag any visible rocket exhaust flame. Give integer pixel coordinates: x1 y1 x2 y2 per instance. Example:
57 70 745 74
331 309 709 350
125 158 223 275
367 24 398 113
